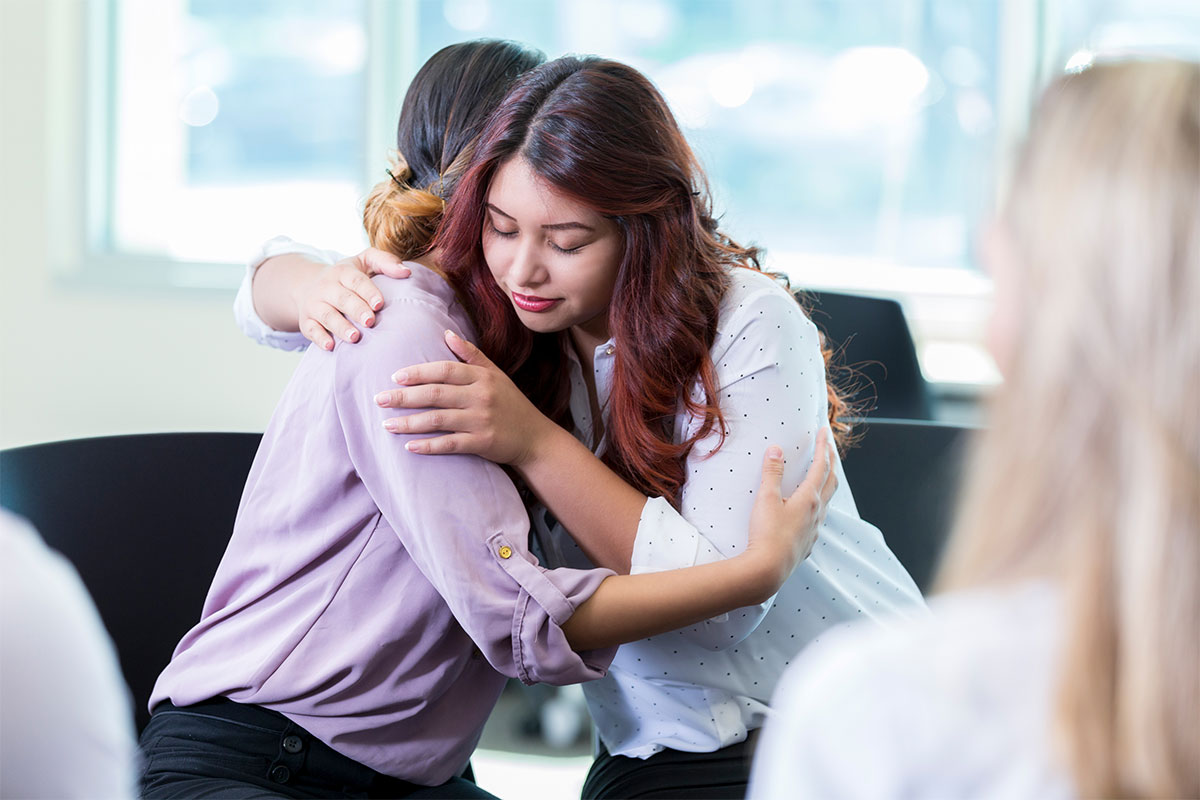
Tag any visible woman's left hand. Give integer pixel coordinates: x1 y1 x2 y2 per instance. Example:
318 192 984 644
374 330 555 466
743 428 838 593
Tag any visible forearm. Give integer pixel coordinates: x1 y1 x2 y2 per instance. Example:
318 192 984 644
251 254 326 331
562 553 775 651
516 426 644 574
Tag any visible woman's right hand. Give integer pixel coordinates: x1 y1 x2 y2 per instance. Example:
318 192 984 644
294 248 410 350
744 429 838 594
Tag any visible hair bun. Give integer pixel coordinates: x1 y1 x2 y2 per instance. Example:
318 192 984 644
363 152 446 260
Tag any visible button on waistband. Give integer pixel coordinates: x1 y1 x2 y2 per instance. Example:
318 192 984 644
282 734 303 754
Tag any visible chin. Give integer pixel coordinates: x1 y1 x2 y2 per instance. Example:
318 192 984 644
512 307 568 334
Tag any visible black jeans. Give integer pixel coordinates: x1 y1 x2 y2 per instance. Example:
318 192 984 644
581 734 758 800
139 699 496 799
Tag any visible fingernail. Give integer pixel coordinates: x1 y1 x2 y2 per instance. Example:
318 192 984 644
346 330 359 342
767 445 783 459
393 370 408 384
383 419 399 432
374 392 389 406
372 297 383 310
361 313 373 326
445 329 459 342
405 441 419 452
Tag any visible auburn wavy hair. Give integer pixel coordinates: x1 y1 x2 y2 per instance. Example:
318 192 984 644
439 56 850 506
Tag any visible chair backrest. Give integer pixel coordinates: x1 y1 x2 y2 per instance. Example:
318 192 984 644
801 290 935 420
0 432 263 731
839 418 975 592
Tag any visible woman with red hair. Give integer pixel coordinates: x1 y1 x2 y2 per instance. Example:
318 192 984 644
246 55 925 798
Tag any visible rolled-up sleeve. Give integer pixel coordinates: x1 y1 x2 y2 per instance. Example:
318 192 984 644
233 236 342 352
630 280 829 650
333 289 616 685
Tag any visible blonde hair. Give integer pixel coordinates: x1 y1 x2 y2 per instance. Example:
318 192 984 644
937 60 1200 798
361 152 448 261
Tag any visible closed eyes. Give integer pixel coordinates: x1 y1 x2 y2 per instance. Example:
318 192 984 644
487 222 585 255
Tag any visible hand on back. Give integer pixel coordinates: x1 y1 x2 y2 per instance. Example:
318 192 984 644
373 330 557 466
295 248 410 351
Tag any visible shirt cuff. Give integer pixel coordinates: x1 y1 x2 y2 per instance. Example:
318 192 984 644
486 532 617 686
232 236 343 352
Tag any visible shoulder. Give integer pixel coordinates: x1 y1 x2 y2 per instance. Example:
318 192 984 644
707 268 822 382
1 510 90 614
713 269 817 354
334 265 467 371
371 263 462 329
756 582 1065 799
772 581 1060 737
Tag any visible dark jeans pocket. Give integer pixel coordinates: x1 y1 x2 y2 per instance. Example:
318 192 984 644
139 712 286 799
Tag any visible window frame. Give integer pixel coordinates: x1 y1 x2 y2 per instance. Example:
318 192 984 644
49 0 415 293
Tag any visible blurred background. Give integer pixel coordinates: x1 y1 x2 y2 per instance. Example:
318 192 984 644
1 1 1197 796
2 0 1198 449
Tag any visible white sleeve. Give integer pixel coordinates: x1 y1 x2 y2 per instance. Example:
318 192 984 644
630 279 830 649
232 235 344 352
0 510 139 799
748 626 908 800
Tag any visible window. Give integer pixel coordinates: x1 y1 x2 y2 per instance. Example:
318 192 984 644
418 0 1006 278
72 0 380 288
68 0 1199 385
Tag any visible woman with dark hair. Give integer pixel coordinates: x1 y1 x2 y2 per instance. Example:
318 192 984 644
145 41 837 799
248 55 925 798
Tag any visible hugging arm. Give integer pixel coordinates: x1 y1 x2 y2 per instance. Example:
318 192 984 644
233 237 410 351
376 285 832 604
336 307 834 664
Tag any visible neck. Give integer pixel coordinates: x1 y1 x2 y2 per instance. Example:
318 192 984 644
411 248 444 279
569 314 611 359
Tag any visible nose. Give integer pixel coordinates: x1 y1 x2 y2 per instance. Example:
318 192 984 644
507 236 547 290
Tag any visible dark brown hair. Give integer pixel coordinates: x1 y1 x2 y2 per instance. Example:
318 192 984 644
364 39 544 259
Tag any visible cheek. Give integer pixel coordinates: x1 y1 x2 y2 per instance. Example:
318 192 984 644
983 251 1019 375
585 247 623 306
576 264 617 309
481 238 506 283
979 221 1022 376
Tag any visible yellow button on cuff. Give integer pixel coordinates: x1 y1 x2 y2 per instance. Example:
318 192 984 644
498 545 513 559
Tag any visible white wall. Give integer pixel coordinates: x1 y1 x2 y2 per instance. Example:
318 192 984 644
0 0 302 449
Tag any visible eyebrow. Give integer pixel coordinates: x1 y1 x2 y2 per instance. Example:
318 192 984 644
485 203 595 232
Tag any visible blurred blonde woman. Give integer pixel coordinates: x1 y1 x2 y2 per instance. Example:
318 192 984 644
748 59 1199 799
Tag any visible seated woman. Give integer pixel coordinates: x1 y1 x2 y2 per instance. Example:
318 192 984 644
141 40 835 800
748 58 1200 800
244 54 926 798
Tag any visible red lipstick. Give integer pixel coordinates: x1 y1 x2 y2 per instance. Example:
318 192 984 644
512 292 561 312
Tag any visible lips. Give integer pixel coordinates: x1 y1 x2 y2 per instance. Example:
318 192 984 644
511 292 562 312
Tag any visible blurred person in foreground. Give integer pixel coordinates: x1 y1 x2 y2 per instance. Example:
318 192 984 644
0 508 139 798
749 58 1199 799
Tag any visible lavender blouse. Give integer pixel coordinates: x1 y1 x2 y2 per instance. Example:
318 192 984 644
150 265 616 784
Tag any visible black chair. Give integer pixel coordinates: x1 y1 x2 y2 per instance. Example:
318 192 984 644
0 431 263 732
839 418 975 592
800 290 935 420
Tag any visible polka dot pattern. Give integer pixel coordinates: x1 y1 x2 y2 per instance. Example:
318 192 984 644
544 268 928 759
